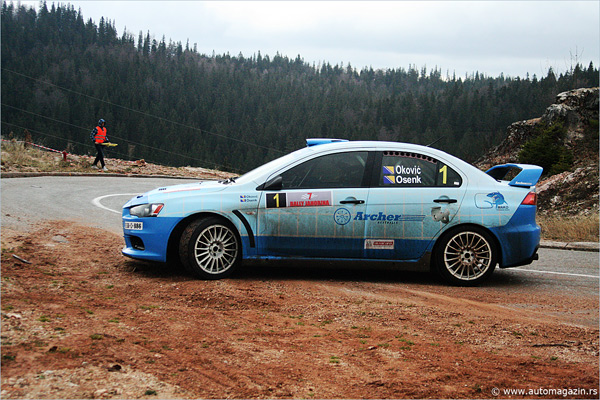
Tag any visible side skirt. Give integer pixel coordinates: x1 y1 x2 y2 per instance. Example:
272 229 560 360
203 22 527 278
243 253 432 273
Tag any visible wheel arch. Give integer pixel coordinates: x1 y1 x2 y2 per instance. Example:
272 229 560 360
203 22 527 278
431 223 503 270
166 212 241 264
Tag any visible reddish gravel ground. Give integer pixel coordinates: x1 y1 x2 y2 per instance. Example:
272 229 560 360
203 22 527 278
1 221 598 399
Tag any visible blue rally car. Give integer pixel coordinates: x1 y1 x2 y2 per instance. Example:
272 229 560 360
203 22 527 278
122 139 543 285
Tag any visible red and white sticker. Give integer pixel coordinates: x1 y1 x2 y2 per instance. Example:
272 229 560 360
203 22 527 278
287 191 332 208
364 239 394 250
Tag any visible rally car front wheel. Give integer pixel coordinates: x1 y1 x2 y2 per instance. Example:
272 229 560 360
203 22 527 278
179 217 241 279
435 226 497 286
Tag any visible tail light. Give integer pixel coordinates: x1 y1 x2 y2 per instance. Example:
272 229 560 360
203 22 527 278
521 192 537 206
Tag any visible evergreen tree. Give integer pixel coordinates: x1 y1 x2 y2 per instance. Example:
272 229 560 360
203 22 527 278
1 1 597 172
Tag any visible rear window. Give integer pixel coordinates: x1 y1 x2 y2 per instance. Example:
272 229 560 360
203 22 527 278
379 151 462 187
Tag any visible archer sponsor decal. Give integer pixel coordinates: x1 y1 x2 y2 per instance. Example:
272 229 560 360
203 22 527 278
333 208 352 225
354 211 425 224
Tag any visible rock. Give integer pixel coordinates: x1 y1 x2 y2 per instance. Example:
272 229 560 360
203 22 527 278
477 87 599 215
92 388 108 398
481 87 598 165
52 235 69 243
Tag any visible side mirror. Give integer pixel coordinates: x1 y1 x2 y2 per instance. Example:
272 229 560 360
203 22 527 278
257 175 283 191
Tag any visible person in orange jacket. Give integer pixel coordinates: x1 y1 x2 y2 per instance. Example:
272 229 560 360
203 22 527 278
91 118 109 171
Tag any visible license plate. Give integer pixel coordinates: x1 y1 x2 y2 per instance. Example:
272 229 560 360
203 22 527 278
125 221 143 230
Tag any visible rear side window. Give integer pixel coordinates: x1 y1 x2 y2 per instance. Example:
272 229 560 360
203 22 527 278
379 151 462 187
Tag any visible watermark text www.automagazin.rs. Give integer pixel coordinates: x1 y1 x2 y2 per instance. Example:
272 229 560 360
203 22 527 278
492 387 598 397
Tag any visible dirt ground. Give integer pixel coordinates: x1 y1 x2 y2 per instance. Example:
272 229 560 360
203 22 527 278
1 222 598 399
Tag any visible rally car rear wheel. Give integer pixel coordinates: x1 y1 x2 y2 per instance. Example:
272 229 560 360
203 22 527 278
435 227 497 286
179 217 241 279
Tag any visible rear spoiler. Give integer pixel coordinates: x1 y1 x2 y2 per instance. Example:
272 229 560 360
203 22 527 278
485 164 543 188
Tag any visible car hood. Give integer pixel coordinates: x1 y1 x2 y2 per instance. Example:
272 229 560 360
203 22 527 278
124 180 227 208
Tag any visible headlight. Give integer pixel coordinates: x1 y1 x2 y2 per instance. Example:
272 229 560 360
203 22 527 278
130 203 164 217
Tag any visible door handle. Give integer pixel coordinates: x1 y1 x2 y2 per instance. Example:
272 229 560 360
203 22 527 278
434 198 457 204
340 199 365 205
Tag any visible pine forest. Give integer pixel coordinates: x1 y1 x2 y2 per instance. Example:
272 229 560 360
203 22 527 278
2 2 598 173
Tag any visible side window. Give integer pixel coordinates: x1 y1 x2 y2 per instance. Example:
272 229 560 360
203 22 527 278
281 151 368 189
379 151 462 187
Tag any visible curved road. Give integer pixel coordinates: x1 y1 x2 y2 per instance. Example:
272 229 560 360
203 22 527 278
2 175 188 234
2 175 598 325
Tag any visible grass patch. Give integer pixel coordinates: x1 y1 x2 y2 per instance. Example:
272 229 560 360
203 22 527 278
538 214 599 242
1 142 56 171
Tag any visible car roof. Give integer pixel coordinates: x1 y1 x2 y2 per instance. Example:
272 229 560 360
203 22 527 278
239 139 490 185
303 140 471 167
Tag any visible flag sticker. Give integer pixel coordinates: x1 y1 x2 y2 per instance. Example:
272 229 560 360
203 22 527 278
381 163 424 185
240 195 258 203
383 175 395 185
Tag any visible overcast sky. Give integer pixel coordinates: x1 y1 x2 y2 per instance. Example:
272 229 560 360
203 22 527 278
20 0 600 78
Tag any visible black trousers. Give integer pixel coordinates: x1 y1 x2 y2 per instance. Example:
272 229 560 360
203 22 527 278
93 143 105 168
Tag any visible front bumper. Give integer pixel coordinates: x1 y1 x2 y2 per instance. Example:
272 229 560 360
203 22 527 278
122 214 181 263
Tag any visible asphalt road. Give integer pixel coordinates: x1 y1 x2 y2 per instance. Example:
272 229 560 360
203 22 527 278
1 175 189 234
2 175 598 298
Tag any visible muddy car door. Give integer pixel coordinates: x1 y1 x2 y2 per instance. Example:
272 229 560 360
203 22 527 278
256 151 372 259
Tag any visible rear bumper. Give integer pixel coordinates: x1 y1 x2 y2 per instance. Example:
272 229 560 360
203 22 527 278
490 205 540 268
500 246 539 269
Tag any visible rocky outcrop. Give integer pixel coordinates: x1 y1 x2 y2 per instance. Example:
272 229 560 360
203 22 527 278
478 87 599 215
479 118 541 167
480 87 599 169
541 87 599 141
536 166 599 215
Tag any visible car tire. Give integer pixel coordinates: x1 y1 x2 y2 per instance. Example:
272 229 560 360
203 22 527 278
435 226 497 286
179 217 241 279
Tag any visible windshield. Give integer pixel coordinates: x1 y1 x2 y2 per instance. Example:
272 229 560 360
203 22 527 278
233 147 313 185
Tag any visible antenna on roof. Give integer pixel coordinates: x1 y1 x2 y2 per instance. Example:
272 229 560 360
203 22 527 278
426 136 445 147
